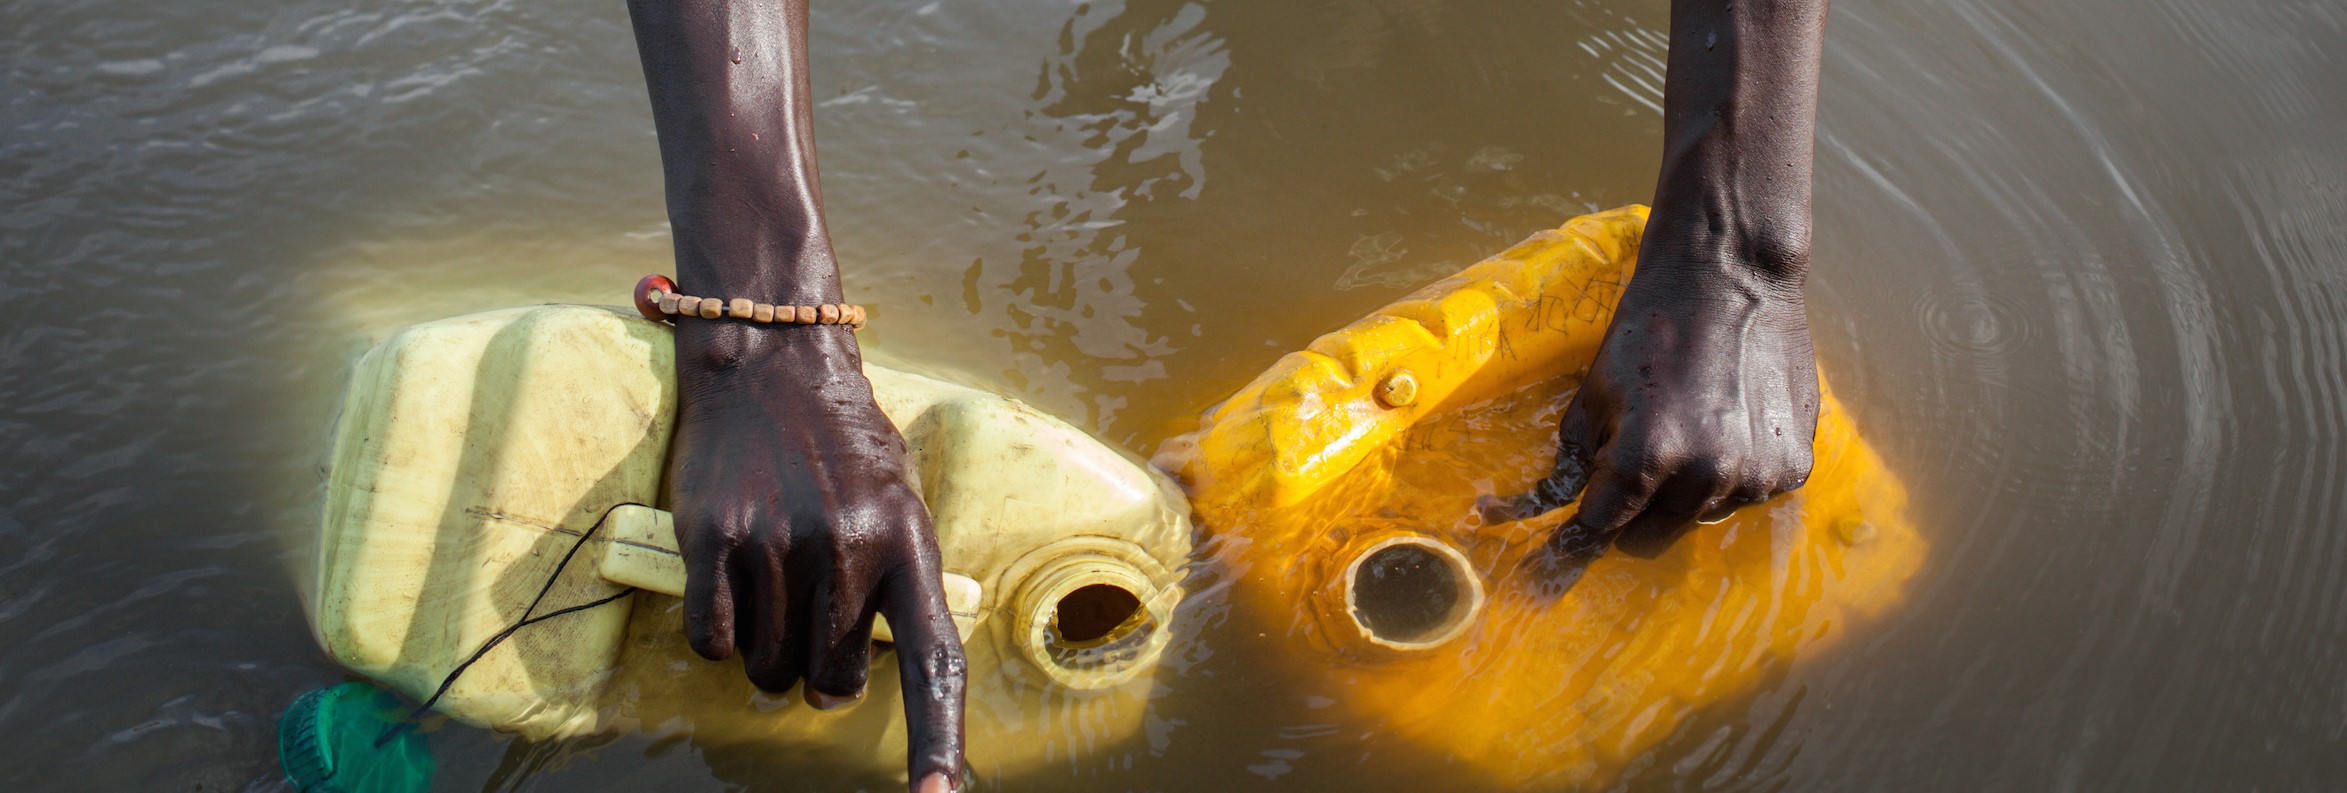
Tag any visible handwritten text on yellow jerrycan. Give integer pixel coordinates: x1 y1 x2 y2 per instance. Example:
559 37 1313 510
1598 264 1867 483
313 305 1191 781
1162 206 1927 789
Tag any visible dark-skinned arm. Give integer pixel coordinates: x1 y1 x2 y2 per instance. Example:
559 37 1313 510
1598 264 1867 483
624 2 965 791
1538 0 1826 559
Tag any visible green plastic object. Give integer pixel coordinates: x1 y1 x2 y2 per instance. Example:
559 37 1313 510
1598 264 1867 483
277 682 435 793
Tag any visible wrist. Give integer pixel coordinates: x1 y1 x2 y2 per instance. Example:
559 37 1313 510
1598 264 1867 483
1632 208 1810 308
667 233 845 308
1646 17 1820 291
1644 158 1812 291
676 321 864 390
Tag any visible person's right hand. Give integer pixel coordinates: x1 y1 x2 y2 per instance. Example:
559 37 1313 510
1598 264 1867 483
667 321 967 793
1532 250 1820 562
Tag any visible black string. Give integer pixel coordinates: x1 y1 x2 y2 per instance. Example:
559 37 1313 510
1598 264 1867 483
396 502 651 731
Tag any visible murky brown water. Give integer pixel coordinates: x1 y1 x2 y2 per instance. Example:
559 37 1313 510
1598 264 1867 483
7 0 2347 789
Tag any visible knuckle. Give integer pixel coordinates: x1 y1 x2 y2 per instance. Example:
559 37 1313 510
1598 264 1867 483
1605 446 1668 485
821 497 878 531
887 490 929 522
1778 455 1815 493
828 488 919 535
681 507 768 552
1678 457 1735 493
924 640 969 682
825 516 879 557
674 513 733 549
686 498 761 529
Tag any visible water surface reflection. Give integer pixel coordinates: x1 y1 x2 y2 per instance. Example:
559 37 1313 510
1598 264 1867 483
4 0 2347 788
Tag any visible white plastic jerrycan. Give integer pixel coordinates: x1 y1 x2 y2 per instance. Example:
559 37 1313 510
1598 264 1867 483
312 304 1191 779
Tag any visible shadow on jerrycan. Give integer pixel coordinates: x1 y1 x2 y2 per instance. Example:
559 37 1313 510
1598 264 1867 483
1161 206 1928 789
310 304 1191 784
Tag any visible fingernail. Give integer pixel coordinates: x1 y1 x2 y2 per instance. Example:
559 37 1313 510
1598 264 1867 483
805 688 860 711
915 772 955 793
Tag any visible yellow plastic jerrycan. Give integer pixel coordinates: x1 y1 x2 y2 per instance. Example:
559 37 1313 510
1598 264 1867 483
313 305 1190 779
1164 206 1927 789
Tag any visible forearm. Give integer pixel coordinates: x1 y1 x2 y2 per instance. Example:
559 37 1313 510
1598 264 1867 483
1534 0 1828 566
1645 0 1828 288
627 0 841 310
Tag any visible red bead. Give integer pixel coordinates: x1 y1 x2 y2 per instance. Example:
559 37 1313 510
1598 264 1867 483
633 275 677 322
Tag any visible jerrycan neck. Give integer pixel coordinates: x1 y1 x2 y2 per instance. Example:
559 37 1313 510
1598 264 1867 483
997 534 1183 691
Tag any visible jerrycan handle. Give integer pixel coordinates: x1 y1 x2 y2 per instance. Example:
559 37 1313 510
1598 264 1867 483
594 504 986 644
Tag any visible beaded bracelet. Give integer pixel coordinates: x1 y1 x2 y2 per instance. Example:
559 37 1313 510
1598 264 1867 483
632 275 866 329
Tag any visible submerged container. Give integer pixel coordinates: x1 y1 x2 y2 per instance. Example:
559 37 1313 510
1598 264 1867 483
313 305 1190 780
1163 206 1928 789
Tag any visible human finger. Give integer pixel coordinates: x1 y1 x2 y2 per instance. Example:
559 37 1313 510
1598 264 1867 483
881 551 966 793
799 560 879 709
740 547 805 693
1546 457 1651 565
1611 464 1730 559
1531 396 1602 515
679 523 738 661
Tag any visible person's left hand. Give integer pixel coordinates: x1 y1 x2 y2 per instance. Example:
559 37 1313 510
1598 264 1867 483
1532 252 1821 561
664 321 968 791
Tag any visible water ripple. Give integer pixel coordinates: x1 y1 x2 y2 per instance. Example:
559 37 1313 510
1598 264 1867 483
7 0 2347 788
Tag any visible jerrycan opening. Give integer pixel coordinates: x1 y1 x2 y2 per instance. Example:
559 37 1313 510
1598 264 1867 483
1009 538 1177 691
1344 536 1483 650
1052 584 1145 644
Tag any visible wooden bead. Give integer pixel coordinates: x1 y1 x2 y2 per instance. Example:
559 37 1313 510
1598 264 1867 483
633 275 677 322
820 304 841 325
676 296 702 316
850 305 866 326
658 292 682 316
795 305 817 324
729 298 754 319
698 299 723 319
753 303 775 323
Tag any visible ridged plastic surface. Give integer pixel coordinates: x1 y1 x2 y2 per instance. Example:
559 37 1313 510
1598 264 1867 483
1166 206 1928 788
276 682 433 793
313 305 1191 780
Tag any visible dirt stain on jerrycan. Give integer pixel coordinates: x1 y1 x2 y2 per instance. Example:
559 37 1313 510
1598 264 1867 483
1162 206 1928 789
